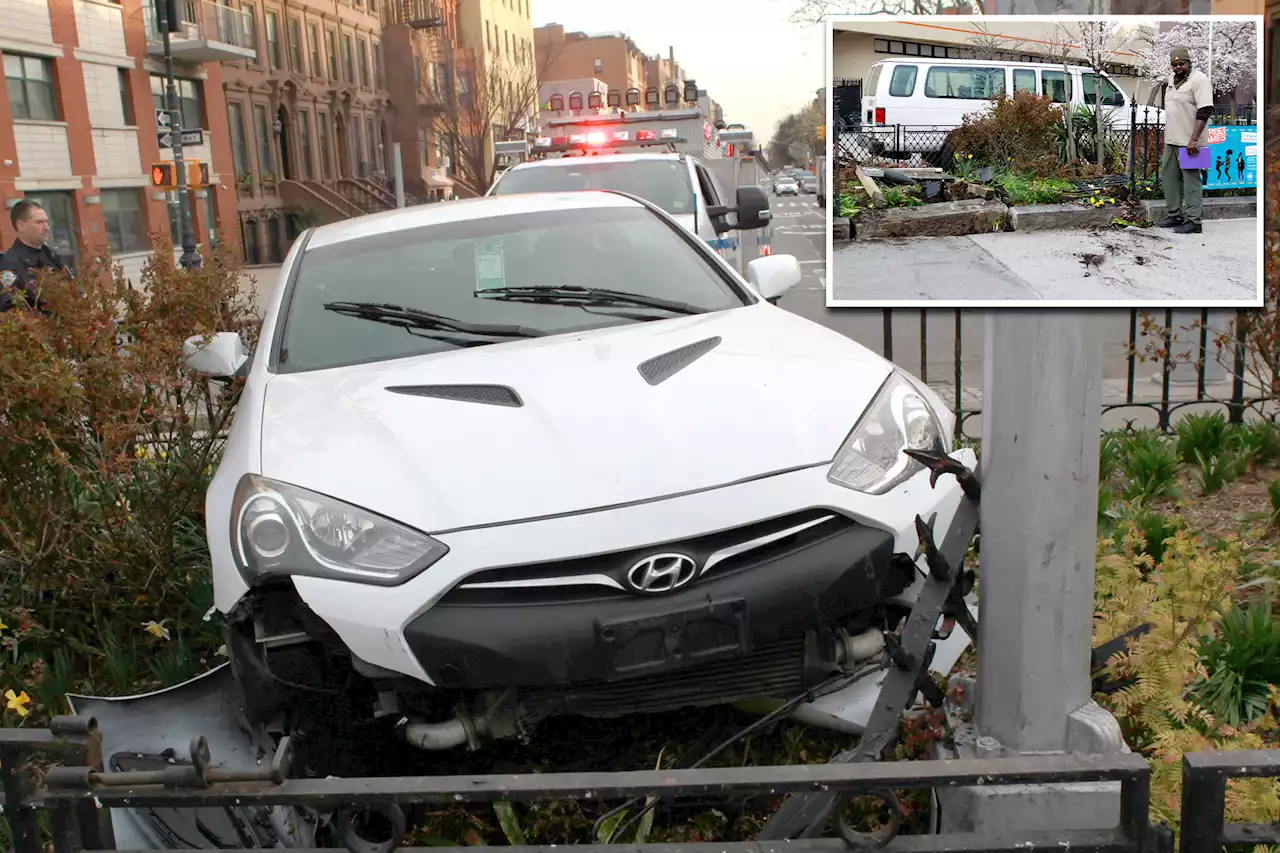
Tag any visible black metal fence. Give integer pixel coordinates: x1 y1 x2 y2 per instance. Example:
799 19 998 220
1 717 1276 853
867 306 1270 439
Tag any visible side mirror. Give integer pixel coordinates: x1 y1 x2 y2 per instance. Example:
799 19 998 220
732 184 771 231
184 331 250 379
747 254 802 301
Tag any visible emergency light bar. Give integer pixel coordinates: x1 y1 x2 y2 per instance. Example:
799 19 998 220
531 130 687 152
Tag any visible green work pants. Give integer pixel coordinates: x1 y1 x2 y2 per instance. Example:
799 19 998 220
1161 143 1204 225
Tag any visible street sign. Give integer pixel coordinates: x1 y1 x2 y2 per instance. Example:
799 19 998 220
156 129 205 149
155 109 171 129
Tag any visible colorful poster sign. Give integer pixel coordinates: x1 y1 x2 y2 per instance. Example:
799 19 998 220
1201 125 1257 191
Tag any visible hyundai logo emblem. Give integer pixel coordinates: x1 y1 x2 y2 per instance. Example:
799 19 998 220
625 553 698 594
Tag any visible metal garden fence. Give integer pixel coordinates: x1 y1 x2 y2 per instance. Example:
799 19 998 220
0 717 1275 853
866 306 1270 440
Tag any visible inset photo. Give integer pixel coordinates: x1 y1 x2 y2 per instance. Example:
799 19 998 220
825 15 1263 307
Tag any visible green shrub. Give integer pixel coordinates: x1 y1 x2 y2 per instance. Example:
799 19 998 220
0 240 256 720
1193 600 1280 728
1227 421 1280 468
945 91 1063 175
995 173 1075 205
1269 480 1280 528
1117 430 1180 502
1194 448 1247 495
1176 411 1229 465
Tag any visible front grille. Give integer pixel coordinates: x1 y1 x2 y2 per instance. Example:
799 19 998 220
441 509 854 605
529 636 809 718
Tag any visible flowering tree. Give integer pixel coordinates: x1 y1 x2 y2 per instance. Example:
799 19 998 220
1063 20 1121 167
1136 22 1257 99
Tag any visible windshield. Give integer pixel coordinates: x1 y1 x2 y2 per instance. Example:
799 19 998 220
490 159 696 216
277 206 749 373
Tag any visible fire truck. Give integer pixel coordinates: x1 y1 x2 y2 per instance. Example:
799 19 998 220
487 108 774 278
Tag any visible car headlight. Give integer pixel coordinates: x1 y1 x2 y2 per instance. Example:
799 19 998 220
828 372 947 495
230 474 448 586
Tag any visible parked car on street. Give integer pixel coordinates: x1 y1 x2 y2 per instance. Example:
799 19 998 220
179 189 974 795
799 174 819 194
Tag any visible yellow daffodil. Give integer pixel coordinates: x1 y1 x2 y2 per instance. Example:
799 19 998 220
143 620 171 640
5 689 30 717
0 620 8 634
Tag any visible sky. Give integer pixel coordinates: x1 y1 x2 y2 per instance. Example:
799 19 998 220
531 0 827 143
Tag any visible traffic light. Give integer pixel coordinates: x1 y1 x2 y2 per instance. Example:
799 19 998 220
150 160 210 190
160 0 182 32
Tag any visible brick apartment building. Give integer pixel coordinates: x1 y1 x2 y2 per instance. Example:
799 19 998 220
0 0 242 283
382 0 458 202
220 0 394 264
535 25 647 98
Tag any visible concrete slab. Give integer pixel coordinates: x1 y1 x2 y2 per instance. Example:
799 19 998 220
831 236 1042 301
1009 203 1126 232
831 219 1258 304
1142 195 1257 220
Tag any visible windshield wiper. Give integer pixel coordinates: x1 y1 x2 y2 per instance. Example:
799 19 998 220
323 301 546 339
478 286 704 316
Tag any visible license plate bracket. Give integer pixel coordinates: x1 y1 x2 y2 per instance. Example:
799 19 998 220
597 598 748 681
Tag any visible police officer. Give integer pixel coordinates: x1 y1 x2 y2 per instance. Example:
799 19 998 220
1 199 72 313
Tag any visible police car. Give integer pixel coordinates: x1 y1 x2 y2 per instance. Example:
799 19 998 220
487 134 772 274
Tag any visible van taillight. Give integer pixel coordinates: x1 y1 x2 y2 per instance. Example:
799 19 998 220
874 107 886 124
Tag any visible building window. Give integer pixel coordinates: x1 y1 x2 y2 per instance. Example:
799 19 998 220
265 10 280 69
308 23 321 77
298 108 313 180
366 116 377 170
242 3 259 59
100 189 148 255
593 58 602 74
316 111 331 179
254 103 274 176
289 18 303 73
341 34 354 83
325 30 338 80
227 101 251 178
150 76 204 129
368 0 376 12
118 69 134 125
204 190 218 249
372 42 383 89
240 216 261 264
5 54 58 121
418 124 427 167
265 216 285 263
357 39 369 88
22 192 76 264
353 119 366 177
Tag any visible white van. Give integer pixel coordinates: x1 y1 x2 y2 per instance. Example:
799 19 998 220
859 57 1164 157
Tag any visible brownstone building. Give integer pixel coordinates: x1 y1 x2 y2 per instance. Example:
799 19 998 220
0 0 243 282
382 0 457 202
220 0 396 263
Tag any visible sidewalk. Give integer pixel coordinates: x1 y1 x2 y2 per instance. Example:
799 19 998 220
831 219 1259 303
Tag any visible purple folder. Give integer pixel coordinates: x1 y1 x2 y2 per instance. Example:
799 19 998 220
1178 146 1213 169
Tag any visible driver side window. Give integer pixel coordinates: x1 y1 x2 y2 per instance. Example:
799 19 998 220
694 163 722 206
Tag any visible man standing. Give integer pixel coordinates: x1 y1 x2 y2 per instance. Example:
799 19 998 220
0 199 72 313
1158 46 1214 235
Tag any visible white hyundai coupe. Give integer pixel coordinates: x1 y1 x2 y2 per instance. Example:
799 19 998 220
183 189 976 774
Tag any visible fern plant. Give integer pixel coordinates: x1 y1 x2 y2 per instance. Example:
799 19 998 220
1118 430 1180 503
1193 600 1280 728
1176 411 1228 465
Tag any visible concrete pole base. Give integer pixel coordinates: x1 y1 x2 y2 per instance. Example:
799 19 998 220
935 677 1130 832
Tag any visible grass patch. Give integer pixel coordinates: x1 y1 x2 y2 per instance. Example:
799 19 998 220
994 173 1075 205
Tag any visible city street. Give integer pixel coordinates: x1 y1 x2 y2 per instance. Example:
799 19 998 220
767 195 826 294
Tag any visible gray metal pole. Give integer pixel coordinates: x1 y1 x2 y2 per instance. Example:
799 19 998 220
156 0 201 269
392 142 406 208
975 311 1102 753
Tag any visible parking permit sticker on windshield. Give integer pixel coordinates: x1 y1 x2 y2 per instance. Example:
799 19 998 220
474 244 506 294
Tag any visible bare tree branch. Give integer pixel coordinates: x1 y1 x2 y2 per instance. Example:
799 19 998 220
792 0 983 24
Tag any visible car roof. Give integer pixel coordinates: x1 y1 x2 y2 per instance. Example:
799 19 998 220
873 56 1096 70
304 190 644 249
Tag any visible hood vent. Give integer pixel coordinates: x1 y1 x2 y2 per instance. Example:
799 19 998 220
637 336 722 386
385 384 523 407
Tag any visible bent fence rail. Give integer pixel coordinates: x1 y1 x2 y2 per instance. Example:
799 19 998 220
0 718 1274 853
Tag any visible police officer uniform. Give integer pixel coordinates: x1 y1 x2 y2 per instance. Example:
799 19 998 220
0 239 70 312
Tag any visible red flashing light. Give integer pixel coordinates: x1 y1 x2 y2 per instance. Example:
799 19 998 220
636 130 656 141
586 131 607 146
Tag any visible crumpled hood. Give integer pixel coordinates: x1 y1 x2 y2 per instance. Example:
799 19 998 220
258 305 894 532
